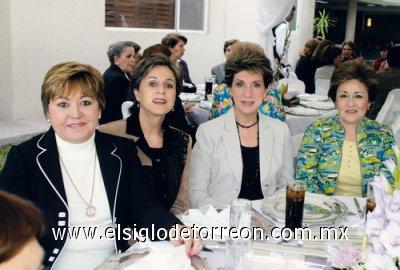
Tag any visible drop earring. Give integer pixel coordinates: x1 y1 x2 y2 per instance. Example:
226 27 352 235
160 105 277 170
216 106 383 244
136 102 140 108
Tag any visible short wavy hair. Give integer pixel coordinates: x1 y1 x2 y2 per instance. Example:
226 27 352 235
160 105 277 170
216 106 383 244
328 60 378 102
41 61 105 113
224 42 273 88
107 41 140 63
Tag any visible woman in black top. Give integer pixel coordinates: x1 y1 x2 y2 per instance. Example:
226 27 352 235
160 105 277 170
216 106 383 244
295 38 320 93
100 54 192 215
100 41 140 124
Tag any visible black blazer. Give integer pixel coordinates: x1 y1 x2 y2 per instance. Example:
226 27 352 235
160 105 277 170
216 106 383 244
100 63 130 124
0 128 180 268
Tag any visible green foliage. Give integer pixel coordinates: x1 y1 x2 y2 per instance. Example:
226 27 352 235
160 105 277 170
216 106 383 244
314 9 336 39
0 145 11 172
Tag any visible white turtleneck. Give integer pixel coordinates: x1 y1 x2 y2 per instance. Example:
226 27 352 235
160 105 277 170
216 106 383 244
52 133 114 270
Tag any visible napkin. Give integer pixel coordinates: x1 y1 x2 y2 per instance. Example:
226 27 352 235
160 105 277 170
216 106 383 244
297 94 328 102
123 241 193 270
180 205 230 239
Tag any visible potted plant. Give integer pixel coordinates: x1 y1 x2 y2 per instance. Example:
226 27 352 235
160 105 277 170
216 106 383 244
314 9 336 39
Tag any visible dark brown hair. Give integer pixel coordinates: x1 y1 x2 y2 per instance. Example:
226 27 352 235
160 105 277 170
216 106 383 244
143 44 172 58
328 60 378 102
161 33 188 48
224 42 273 88
0 190 43 263
130 54 183 95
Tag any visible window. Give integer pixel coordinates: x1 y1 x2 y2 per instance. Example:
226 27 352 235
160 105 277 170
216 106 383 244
105 0 207 31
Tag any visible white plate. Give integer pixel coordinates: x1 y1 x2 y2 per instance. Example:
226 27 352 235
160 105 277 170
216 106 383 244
300 100 335 110
179 93 203 102
262 193 349 226
297 94 329 102
285 106 321 116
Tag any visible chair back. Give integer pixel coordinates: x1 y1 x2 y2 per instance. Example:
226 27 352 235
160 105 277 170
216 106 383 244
314 78 330 96
376 89 400 126
121 101 134 119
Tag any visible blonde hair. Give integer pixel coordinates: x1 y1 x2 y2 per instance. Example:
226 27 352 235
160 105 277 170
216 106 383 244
41 62 105 113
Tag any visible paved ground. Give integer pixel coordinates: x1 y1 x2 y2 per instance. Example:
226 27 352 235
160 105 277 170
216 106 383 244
0 117 49 146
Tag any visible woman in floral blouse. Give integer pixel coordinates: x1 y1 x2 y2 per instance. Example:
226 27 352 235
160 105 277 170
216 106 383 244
295 60 396 197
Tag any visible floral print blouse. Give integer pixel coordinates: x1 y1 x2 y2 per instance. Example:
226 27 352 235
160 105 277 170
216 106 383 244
210 84 285 122
295 115 396 197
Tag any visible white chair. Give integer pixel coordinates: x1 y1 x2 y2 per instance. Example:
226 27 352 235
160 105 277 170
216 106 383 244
314 78 330 96
376 89 400 126
121 101 134 119
392 117 400 146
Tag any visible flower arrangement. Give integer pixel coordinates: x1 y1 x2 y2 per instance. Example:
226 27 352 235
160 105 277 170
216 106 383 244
328 146 400 269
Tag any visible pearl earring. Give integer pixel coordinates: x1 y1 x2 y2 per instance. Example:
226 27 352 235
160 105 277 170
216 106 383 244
47 119 51 123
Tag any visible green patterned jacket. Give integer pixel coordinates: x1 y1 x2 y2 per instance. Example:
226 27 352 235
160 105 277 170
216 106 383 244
295 115 396 197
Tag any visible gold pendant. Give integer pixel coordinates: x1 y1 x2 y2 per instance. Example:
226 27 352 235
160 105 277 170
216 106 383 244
85 205 96 217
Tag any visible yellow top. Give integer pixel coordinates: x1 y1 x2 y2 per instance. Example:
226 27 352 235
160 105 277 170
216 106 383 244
336 140 362 197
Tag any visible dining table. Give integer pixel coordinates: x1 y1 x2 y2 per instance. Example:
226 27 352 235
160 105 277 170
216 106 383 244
98 194 366 270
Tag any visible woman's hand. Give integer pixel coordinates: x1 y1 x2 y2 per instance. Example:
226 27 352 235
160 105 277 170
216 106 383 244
169 224 203 256
183 102 196 113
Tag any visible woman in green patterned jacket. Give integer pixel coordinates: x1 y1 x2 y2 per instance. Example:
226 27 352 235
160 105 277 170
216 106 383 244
295 60 396 197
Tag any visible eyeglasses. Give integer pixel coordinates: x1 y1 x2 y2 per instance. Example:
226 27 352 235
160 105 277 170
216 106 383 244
232 81 265 91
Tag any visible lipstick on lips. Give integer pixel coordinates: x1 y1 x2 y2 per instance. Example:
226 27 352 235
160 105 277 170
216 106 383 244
153 98 167 105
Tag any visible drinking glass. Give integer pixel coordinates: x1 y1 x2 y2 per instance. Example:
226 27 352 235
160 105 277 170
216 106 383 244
285 181 306 231
204 75 215 99
225 199 252 270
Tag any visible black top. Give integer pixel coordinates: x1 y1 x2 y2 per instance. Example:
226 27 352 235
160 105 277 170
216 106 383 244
238 145 263 200
126 112 190 210
0 128 180 268
100 63 130 124
295 56 317 94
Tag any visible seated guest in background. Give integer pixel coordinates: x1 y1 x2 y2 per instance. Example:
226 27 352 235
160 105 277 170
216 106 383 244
296 60 397 197
189 45 293 208
100 41 140 124
99 54 191 215
295 38 320 93
211 39 239 84
367 46 400 120
0 62 202 269
341 40 357 62
373 44 390 72
314 45 342 96
0 190 44 270
311 39 335 68
162 33 196 92
210 42 285 122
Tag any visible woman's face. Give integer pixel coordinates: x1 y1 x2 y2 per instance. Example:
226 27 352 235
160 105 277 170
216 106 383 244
46 84 101 143
134 65 176 117
170 40 185 61
335 79 371 127
0 238 44 270
114 46 136 74
230 70 265 118
342 45 353 59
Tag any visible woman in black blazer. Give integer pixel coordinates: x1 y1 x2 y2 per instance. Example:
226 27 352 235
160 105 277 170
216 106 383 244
0 62 202 269
100 41 140 124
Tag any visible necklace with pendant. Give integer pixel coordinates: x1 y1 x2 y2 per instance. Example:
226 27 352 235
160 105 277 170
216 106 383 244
59 151 97 217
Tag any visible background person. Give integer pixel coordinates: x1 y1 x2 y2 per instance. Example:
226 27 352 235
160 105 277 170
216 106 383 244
100 41 140 124
295 60 397 197
99 54 191 215
0 190 44 270
211 39 239 84
161 33 196 93
341 40 357 62
0 62 201 269
295 38 320 93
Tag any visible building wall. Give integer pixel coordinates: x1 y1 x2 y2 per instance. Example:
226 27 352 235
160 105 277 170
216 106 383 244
0 0 13 120
0 0 313 120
